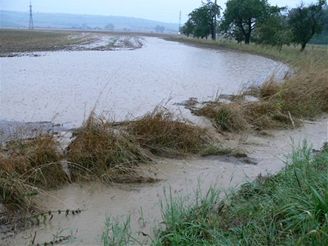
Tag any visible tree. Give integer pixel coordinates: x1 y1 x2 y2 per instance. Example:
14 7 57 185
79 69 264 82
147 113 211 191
105 23 114 31
311 6 328 44
189 5 211 39
288 0 327 51
181 19 194 37
221 0 272 44
206 0 221 40
255 8 292 48
181 1 220 39
155 25 165 33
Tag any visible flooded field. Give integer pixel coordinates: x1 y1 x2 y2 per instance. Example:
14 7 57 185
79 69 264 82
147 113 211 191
3 34 322 246
0 37 288 127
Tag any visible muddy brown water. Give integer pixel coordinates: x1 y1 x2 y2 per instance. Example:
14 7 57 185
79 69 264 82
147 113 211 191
0 37 288 128
2 117 327 245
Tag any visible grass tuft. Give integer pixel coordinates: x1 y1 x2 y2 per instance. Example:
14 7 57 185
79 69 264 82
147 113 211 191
67 114 150 182
0 135 67 211
127 108 211 156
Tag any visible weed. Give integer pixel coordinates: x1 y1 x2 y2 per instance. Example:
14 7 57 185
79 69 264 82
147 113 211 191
102 217 141 246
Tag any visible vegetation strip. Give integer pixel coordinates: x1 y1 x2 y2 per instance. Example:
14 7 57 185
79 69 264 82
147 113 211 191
152 143 328 245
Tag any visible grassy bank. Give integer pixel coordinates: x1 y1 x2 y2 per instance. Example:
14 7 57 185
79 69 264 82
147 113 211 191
103 143 328 246
166 37 328 132
101 143 328 245
165 36 328 65
149 143 328 245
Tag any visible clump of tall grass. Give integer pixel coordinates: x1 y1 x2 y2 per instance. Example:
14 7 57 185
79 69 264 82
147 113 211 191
68 110 212 181
102 217 141 246
153 187 221 245
67 114 151 182
278 67 328 118
127 108 210 156
246 78 282 99
1 135 68 188
195 102 249 132
0 170 37 212
154 142 328 245
196 99 295 131
0 135 67 211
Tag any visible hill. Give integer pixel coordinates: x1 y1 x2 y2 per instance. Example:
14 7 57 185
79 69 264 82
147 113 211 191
0 10 179 33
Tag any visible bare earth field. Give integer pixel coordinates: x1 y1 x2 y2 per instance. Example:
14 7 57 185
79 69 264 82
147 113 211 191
0 29 143 56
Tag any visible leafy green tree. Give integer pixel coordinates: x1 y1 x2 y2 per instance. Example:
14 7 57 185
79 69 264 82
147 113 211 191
255 9 292 48
288 0 327 51
104 23 114 31
311 7 328 44
206 0 221 40
155 25 165 33
181 19 194 37
189 5 211 39
181 1 220 39
221 0 272 44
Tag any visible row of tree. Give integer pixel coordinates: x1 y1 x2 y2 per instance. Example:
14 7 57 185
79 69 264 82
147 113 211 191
181 0 327 51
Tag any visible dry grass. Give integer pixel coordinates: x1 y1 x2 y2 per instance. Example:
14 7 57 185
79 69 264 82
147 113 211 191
246 78 282 99
127 108 210 156
1 135 68 188
67 110 212 181
196 92 301 131
196 103 249 132
0 135 68 211
278 68 328 118
67 114 151 182
0 170 37 212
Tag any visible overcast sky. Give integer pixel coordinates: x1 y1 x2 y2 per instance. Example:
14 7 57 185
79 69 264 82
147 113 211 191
1 0 315 23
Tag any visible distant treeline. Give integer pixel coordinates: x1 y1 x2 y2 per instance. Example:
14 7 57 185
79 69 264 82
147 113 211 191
181 0 328 50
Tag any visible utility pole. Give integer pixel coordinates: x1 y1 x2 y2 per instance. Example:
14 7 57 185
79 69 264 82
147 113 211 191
179 10 182 34
29 1 34 30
